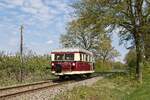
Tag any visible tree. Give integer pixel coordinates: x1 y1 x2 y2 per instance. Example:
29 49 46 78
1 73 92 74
112 61 125 69
96 35 120 62
60 20 100 50
124 49 136 74
71 0 150 83
144 32 150 60
60 19 119 62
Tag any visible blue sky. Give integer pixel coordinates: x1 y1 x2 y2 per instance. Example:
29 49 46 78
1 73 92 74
0 0 128 62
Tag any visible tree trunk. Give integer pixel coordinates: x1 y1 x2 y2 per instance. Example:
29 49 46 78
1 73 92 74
144 33 150 60
135 34 143 83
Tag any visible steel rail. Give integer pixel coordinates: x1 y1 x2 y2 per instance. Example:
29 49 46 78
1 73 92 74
0 81 51 91
0 80 73 99
0 73 111 99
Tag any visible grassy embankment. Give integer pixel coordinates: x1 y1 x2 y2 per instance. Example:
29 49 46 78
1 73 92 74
55 63 150 100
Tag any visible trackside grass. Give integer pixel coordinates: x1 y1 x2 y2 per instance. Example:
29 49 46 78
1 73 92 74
54 74 137 100
126 63 150 100
54 68 150 100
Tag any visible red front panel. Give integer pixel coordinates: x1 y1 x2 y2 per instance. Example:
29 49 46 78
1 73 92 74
51 61 74 72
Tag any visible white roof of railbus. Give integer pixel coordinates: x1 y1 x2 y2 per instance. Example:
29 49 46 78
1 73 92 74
51 48 93 55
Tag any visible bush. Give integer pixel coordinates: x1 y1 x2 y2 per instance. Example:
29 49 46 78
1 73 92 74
95 60 113 72
0 51 52 86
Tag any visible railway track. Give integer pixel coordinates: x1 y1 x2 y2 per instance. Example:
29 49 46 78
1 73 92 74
0 79 73 100
0 73 113 100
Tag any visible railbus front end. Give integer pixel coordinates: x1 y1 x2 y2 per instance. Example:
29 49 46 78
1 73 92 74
50 48 95 78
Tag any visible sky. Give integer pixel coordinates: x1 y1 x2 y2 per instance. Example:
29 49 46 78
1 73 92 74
0 0 128 62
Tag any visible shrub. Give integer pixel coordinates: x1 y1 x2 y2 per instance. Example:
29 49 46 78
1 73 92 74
0 51 52 86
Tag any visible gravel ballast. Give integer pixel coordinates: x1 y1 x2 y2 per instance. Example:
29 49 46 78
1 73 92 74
5 76 103 100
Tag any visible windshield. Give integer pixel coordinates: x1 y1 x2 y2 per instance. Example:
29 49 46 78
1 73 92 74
54 54 74 61
65 54 74 60
55 54 64 60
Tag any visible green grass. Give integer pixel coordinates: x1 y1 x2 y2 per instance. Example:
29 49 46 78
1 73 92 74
0 73 55 87
126 65 150 100
55 66 150 100
54 74 138 100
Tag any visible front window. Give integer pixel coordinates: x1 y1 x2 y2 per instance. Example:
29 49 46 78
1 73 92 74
54 54 74 61
65 54 74 60
55 54 64 60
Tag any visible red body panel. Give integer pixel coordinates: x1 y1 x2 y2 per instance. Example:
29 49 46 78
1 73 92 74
51 61 92 72
74 62 91 71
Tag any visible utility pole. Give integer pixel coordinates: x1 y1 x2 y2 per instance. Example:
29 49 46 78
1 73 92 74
20 25 24 82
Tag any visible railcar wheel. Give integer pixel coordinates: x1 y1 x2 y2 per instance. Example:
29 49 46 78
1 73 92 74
85 73 91 77
59 76 65 80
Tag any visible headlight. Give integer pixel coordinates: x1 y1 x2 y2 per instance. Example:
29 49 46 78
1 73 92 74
72 63 75 66
51 63 54 66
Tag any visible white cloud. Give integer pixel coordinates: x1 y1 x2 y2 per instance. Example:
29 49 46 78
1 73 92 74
46 40 53 44
0 0 74 26
1 0 50 22
5 0 24 6
23 0 52 21
0 0 74 54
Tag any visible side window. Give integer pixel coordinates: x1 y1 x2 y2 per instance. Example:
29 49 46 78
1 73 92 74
92 56 95 62
86 54 88 62
80 53 91 62
83 54 85 61
90 56 92 62
80 53 82 61
91 56 93 62
82 54 84 61
87 55 90 62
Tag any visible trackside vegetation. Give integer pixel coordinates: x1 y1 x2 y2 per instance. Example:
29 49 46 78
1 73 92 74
55 63 150 100
0 51 52 87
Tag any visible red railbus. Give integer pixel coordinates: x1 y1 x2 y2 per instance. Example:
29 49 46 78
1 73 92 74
51 48 95 77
